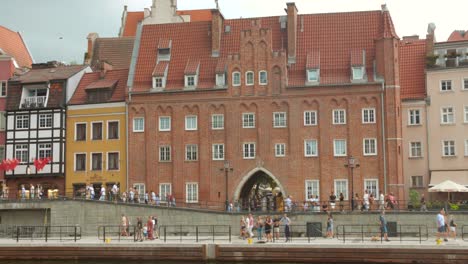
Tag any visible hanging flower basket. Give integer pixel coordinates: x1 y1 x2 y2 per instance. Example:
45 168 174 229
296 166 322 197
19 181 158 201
33 157 52 172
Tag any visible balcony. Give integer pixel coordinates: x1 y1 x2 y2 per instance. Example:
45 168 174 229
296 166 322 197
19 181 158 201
21 96 47 109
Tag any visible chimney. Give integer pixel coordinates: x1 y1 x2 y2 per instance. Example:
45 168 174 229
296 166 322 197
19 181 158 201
286 2 298 64
426 23 436 56
99 61 113 79
86 33 99 64
211 9 224 58
402 35 419 42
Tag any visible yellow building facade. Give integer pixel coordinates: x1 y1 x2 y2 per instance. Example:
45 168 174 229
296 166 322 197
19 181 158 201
66 102 127 197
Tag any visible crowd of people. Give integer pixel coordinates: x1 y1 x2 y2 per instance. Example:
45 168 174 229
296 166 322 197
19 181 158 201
82 183 176 207
120 214 159 241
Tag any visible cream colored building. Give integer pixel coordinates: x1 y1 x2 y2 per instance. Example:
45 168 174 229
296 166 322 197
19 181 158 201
426 40 468 200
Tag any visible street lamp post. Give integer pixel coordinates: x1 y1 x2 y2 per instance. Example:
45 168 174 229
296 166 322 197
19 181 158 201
344 156 360 211
220 160 233 211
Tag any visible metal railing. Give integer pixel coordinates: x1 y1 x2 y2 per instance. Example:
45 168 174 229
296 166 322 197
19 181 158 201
98 225 138 243
336 224 428 244
14 226 81 242
462 225 468 241
159 225 231 243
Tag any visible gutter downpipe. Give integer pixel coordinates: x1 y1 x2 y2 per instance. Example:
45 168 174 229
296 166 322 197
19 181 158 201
380 80 388 194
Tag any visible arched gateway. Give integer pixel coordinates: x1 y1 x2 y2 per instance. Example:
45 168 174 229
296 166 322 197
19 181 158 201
233 167 286 211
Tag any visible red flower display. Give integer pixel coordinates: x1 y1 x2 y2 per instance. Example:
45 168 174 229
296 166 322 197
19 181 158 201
33 157 51 172
0 159 20 171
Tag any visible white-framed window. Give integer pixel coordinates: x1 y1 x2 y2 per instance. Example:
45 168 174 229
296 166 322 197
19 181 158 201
411 176 423 188
352 66 364 80
333 139 347 157
307 69 319 82
273 112 287 128
305 180 319 200
216 73 225 87
304 139 318 157
16 115 29 129
410 142 422 158
133 117 144 132
364 179 379 197
245 71 254 85
334 179 348 200
408 109 421 125
441 107 455 124
91 122 103 140
243 143 255 159
304 111 317 126
74 153 86 171
242 113 255 128
0 111 5 131
91 153 102 170
333 109 346 124
363 138 377 156
15 144 28 164
185 115 197 131
440 80 452 91
464 139 468 156
159 183 172 201
185 75 197 88
232 71 241 86
185 144 198 161
0 81 7 97
275 143 286 157
75 123 86 141
442 140 456 157
211 114 224 130
463 78 468 90
107 152 119 170
153 77 164 89
259 70 268 85
38 143 51 159
464 106 468 123
38 114 52 128
159 116 171 131
212 144 224 160
159 145 171 162
107 121 119 139
186 182 199 203
362 108 376 124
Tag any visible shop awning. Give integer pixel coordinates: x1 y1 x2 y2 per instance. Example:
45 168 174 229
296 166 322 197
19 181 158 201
429 171 468 187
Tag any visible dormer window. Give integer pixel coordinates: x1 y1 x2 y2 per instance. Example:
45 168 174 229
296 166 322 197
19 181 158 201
232 71 241 86
157 39 172 62
246 71 254 86
307 69 319 83
152 62 169 91
259 71 268 85
21 85 49 109
185 75 197 88
352 66 364 80
216 73 225 87
153 77 165 89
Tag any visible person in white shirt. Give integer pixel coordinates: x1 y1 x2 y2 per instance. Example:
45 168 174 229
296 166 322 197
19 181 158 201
100 185 106 201
379 193 385 210
363 190 370 211
246 213 254 238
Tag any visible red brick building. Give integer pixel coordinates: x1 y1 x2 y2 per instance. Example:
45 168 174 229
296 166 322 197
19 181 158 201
127 3 404 209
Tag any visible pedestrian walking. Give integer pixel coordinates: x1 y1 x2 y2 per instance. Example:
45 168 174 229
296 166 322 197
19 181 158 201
265 216 273 242
436 209 448 242
121 214 128 236
326 214 334 238
420 194 428 212
256 216 264 240
363 190 370 211
448 215 457 240
281 213 291 242
379 210 390 242
339 192 344 213
99 185 106 201
329 191 336 211
240 216 247 239
246 213 254 238
30 184 35 199
147 216 154 240
136 217 143 242
273 217 280 241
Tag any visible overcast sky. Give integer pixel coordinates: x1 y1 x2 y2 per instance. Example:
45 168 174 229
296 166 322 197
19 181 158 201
1 0 468 63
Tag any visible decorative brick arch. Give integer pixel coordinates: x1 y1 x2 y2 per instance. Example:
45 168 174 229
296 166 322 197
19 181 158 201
232 167 287 201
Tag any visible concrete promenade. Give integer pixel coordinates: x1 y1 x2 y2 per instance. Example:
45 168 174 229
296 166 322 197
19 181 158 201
0 236 467 263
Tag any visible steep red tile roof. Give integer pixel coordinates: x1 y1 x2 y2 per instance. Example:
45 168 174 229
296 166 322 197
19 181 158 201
69 69 128 105
177 9 213 22
184 59 200 75
350 49 363 66
306 51 320 69
158 39 172 49
90 37 134 71
447 30 468 42
381 10 399 39
85 79 118 90
215 58 227 73
399 40 426 100
122 10 213 38
133 10 396 90
122 12 145 37
152 61 169 77
0 25 33 68
12 65 87 83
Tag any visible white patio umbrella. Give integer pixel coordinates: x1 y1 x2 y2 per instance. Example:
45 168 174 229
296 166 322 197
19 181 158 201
429 180 468 201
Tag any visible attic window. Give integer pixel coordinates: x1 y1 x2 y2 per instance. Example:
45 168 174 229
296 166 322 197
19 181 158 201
185 75 197 88
307 69 319 83
352 66 365 80
158 48 171 62
153 77 165 89
216 73 225 87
